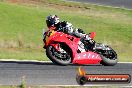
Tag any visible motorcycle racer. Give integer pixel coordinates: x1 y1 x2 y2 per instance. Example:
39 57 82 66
45 15 95 51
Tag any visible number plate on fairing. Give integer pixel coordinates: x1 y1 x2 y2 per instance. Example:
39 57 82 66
77 52 100 59
72 51 102 64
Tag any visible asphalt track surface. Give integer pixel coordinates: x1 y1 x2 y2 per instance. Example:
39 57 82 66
0 61 132 86
66 0 132 9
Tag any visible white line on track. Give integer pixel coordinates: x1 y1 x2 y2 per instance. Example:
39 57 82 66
0 59 132 63
0 59 51 63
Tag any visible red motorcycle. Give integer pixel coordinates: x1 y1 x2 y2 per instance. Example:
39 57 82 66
43 28 118 66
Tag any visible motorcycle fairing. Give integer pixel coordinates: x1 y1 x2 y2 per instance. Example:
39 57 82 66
47 31 80 59
44 30 102 65
89 32 96 39
73 51 102 64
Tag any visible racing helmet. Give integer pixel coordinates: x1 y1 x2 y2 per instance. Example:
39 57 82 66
46 15 60 28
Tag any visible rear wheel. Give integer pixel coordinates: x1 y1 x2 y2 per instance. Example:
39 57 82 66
46 44 72 65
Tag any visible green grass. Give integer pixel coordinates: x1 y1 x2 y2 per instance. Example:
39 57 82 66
0 0 132 61
0 86 14 88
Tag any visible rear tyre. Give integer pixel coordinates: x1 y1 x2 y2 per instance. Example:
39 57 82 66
46 44 72 65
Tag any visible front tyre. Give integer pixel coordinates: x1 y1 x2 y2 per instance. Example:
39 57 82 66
46 45 72 65
100 46 118 66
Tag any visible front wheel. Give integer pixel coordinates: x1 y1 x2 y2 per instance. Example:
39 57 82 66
46 44 72 65
100 46 118 66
